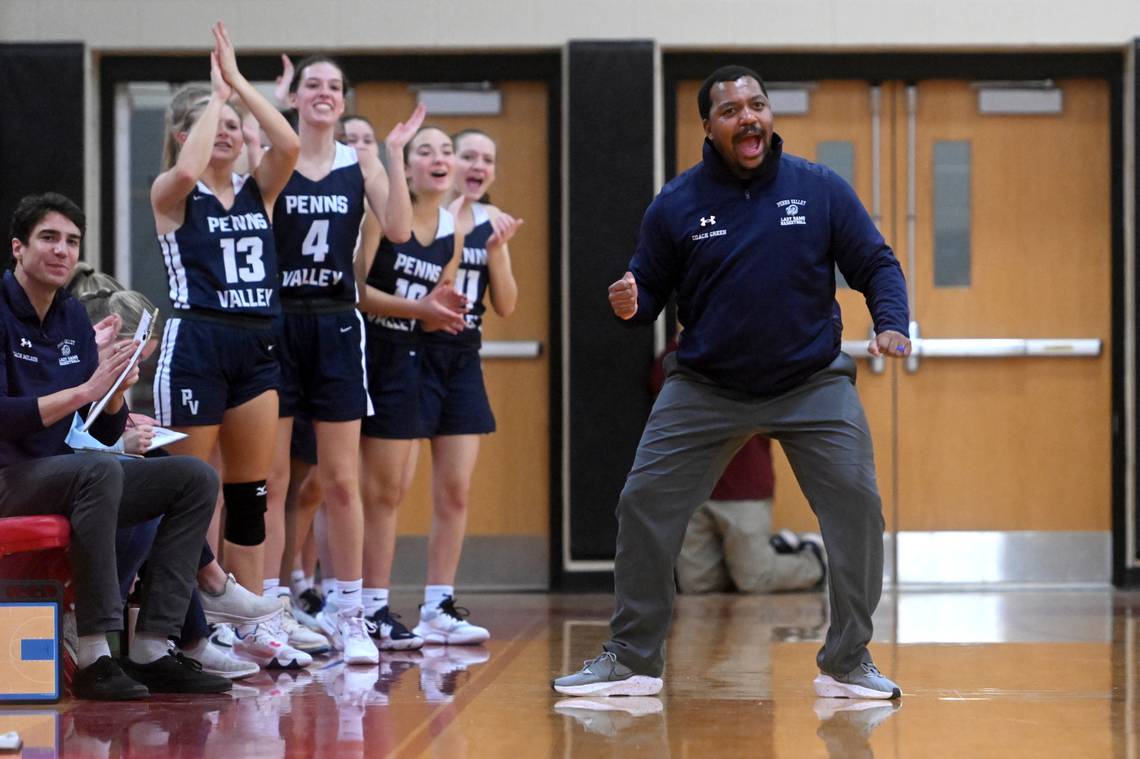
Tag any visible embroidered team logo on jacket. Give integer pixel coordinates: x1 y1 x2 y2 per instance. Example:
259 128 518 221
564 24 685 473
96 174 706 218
57 339 80 366
777 198 807 226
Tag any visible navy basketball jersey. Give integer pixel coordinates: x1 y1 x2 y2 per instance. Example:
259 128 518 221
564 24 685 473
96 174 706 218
365 207 455 338
158 174 279 317
430 202 492 346
274 142 366 304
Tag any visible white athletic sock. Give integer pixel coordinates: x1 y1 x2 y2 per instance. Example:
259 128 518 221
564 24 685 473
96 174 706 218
262 578 281 597
363 588 389 617
128 633 170 665
290 570 307 595
77 634 111 669
423 585 454 614
336 578 363 616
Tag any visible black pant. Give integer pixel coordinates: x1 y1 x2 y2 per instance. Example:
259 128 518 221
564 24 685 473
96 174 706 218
0 453 218 637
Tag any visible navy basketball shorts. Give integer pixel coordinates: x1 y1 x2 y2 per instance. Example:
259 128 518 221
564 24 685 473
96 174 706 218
153 316 281 427
419 341 496 437
360 331 425 440
275 310 371 422
290 414 318 466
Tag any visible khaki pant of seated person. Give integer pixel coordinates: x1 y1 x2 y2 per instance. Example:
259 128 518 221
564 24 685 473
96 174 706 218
676 498 823 594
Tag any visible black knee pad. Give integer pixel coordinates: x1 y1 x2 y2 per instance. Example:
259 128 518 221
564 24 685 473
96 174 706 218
223 480 268 546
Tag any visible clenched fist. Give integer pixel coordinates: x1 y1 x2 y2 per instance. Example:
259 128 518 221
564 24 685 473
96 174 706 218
608 271 638 320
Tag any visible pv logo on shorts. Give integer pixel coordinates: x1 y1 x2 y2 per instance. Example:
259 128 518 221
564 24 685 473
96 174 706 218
181 389 200 415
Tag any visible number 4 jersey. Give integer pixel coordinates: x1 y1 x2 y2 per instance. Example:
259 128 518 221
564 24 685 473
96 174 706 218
273 142 366 306
159 173 280 317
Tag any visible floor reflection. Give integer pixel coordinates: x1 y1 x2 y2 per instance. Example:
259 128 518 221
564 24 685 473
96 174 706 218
0 590 1136 757
814 698 900 759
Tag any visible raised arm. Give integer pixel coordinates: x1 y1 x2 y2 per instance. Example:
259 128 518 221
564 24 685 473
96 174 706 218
150 52 230 226
361 103 427 245
213 22 299 205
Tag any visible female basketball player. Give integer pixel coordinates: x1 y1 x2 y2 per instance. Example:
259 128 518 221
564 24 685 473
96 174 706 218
262 55 425 664
403 128 521 645
150 23 305 669
358 125 508 647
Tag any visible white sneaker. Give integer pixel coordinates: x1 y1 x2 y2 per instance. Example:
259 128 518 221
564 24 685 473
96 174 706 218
366 606 424 651
209 622 237 650
290 603 323 633
276 597 331 655
200 574 281 624
180 639 260 680
413 596 490 645
233 621 313 670
318 610 380 665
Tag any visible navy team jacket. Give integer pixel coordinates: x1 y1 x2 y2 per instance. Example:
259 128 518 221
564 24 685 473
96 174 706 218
629 134 909 397
0 271 127 468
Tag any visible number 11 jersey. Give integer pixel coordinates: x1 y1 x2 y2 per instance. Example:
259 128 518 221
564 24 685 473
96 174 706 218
158 173 280 318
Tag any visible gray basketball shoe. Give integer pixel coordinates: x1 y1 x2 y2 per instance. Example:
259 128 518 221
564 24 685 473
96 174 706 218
552 651 664 697
813 661 902 700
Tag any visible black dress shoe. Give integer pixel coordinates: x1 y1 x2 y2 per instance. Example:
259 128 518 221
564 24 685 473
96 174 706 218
121 652 232 694
72 655 149 701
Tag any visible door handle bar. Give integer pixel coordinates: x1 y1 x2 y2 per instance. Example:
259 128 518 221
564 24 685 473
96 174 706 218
842 337 1102 359
479 340 543 359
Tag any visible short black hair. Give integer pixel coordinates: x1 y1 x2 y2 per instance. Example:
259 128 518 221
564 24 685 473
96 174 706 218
697 65 767 120
9 192 86 246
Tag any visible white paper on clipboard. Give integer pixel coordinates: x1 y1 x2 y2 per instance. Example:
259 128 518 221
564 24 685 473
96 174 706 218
81 308 156 432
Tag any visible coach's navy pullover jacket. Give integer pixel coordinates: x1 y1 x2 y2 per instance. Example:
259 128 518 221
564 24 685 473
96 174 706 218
0 271 127 468
629 135 909 396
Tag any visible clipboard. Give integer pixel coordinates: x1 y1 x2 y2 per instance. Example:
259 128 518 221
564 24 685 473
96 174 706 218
81 308 157 433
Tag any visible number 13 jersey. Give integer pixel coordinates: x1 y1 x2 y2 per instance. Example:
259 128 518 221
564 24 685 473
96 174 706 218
158 173 280 318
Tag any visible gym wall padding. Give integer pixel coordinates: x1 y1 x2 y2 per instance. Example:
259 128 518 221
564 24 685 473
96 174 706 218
0 44 85 268
564 40 657 565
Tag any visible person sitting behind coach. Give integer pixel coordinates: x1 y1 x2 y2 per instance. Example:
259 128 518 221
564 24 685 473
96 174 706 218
651 337 825 594
0 193 230 699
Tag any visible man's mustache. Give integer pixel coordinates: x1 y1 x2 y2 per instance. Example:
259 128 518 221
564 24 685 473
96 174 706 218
733 126 765 142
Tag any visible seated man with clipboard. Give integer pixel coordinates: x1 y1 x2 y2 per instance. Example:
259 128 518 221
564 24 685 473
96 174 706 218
0 193 230 700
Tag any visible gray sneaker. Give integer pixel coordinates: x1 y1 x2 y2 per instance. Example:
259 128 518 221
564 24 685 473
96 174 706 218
552 651 663 697
813 662 902 700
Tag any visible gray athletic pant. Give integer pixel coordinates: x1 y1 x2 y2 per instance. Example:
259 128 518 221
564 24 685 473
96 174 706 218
0 453 218 638
603 352 883 677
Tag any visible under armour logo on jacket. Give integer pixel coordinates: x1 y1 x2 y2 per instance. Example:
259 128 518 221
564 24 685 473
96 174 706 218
700 216 717 227
19 338 32 348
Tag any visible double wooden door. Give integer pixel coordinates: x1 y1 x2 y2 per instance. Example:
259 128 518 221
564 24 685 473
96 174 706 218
676 79 1111 581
